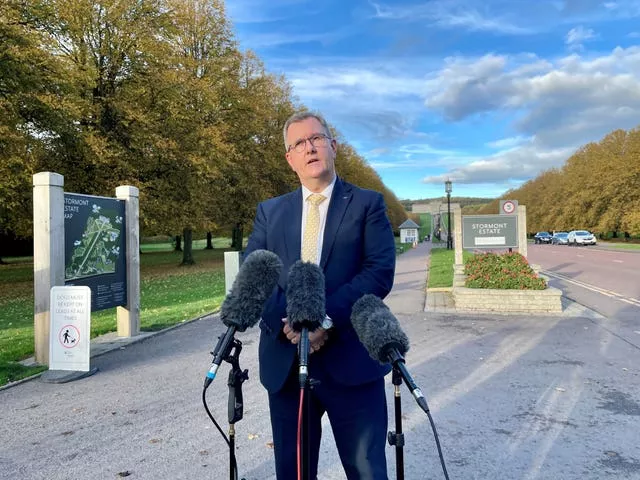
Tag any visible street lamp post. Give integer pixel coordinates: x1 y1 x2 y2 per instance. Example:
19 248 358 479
445 180 452 249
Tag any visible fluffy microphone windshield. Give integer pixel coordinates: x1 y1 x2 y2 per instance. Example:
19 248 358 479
351 294 410 364
220 250 283 332
286 261 326 331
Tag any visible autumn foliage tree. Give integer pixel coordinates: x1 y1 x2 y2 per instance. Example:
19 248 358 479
0 0 409 263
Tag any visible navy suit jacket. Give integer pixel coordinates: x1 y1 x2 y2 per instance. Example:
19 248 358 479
244 178 396 394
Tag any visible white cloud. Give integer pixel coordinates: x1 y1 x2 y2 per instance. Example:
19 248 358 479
368 0 533 35
366 147 390 158
486 136 531 149
398 144 456 156
422 142 576 185
420 46 640 184
290 67 425 99
424 46 640 148
370 159 425 169
284 64 430 140
238 31 343 48
565 26 597 50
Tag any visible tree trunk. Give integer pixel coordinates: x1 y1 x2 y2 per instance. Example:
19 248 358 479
205 231 214 250
181 228 195 265
231 223 243 251
174 235 182 252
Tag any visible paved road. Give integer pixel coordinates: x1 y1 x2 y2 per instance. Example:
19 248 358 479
2 243 640 479
528 244 640 342
528 244 640 301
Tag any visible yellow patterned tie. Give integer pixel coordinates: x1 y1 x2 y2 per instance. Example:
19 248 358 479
301 193 326 263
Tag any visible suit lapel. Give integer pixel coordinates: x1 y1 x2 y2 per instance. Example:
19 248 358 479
284 188 302 263
320 178 352 270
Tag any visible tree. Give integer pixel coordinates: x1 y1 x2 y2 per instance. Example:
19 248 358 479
0 0 79 238
211 52 297 250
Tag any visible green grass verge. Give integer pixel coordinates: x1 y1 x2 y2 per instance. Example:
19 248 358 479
140 237 231 252
0 247 229 386
427 248 473 288
598 242 640 251
395 237 410 256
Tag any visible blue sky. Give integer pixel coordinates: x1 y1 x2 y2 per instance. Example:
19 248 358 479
226 0 640 200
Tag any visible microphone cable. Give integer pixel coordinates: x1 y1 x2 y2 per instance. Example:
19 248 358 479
297 387 305 480
417 394 450 480
202 387 239 480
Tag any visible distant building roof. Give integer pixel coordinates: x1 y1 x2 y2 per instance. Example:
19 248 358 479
399 219 420 229
412 202 461 214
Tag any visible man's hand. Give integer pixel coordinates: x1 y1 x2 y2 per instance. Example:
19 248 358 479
282 318 329 353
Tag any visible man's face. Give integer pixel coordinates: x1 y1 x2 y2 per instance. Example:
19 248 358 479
285 117 337 190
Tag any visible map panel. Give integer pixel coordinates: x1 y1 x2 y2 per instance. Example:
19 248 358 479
64 193 127 311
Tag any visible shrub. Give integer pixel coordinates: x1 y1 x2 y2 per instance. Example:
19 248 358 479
464 252 546 290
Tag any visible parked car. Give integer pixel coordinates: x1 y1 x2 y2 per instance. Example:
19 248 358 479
534 231 553 244
551 232 569 245
567 230 597 246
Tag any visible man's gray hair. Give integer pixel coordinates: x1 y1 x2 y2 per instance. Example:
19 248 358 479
283 111 332 151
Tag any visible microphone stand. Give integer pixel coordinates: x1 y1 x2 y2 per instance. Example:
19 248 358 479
386 349 451 480
387 367 405 480
298 329 312 480
226 338 248 480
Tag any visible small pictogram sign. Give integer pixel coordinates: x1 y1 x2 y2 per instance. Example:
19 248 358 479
500 200 518 215
59 325 80 348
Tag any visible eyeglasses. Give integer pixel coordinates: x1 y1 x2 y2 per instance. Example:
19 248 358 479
288 134 332 153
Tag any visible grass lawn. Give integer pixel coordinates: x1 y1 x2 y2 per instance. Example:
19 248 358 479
0 246 231 386
140 237 232 253
428 248 474 288
598 242 640 251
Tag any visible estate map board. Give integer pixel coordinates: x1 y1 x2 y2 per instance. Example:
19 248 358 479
63 193 127 311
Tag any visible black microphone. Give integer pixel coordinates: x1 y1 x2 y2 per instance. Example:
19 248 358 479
351 294 429 413
286 261 325 388
204 249 283 388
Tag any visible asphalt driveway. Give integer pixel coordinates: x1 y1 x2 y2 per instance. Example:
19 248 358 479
1 242 639 479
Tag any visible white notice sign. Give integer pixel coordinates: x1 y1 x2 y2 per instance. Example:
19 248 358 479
475 237 506 246
50 286 91 371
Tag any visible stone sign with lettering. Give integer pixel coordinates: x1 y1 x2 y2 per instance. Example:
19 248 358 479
462 215 518 249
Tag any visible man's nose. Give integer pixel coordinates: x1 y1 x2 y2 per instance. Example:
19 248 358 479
305 139 317 153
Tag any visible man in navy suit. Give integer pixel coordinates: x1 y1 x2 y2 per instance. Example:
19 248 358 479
244 112 396 479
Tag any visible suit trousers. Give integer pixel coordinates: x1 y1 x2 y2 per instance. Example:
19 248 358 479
268 360 389 479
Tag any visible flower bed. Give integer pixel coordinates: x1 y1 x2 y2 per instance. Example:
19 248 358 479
452 252 562 314
464 252 546 290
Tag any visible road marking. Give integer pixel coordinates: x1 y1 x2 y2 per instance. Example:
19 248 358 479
613 259 623 263
543 270 640 308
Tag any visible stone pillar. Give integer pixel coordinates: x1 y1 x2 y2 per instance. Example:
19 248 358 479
518 205 528 258
115 186 140 337
454 206 463 267
33 172 65 365
224 251 241 295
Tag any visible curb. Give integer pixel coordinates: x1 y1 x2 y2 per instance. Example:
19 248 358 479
1 310 219 392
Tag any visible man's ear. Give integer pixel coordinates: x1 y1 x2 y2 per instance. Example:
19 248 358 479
285 151 296 171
